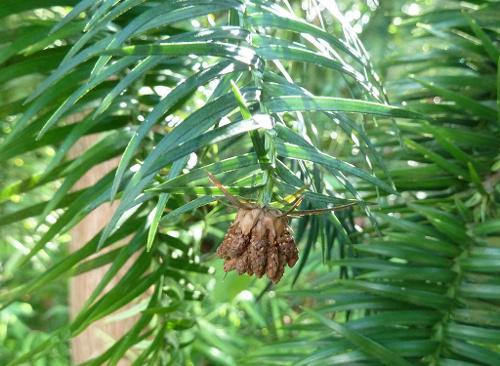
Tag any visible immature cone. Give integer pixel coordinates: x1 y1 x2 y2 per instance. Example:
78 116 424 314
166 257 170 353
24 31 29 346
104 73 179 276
217 207 299 283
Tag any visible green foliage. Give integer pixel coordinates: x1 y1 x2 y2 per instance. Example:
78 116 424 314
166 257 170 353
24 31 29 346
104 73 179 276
0 0 498 365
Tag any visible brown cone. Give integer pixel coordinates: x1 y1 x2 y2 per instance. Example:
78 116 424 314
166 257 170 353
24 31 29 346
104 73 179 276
216 207 299 283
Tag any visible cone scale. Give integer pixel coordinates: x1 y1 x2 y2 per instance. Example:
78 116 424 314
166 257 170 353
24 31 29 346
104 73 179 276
216 207 299 283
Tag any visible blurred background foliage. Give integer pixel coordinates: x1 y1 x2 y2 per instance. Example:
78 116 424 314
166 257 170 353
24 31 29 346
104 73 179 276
0 0 498 365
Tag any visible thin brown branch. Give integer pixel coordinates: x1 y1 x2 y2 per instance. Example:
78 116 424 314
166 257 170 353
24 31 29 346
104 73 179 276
207 172 254 209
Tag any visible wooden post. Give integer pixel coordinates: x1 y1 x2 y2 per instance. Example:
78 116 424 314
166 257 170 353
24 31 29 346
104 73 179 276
69 135 137 365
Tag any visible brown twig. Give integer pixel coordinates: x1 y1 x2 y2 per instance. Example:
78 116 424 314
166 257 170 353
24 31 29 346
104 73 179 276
207 172 254 209
288 202 357 217
282 196 305 217
208 173 360 215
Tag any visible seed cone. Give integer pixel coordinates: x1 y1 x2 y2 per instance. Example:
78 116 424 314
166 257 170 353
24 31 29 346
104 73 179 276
217 207 299 283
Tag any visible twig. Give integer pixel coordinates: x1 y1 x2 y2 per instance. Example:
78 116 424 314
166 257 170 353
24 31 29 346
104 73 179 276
207 172 254 209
